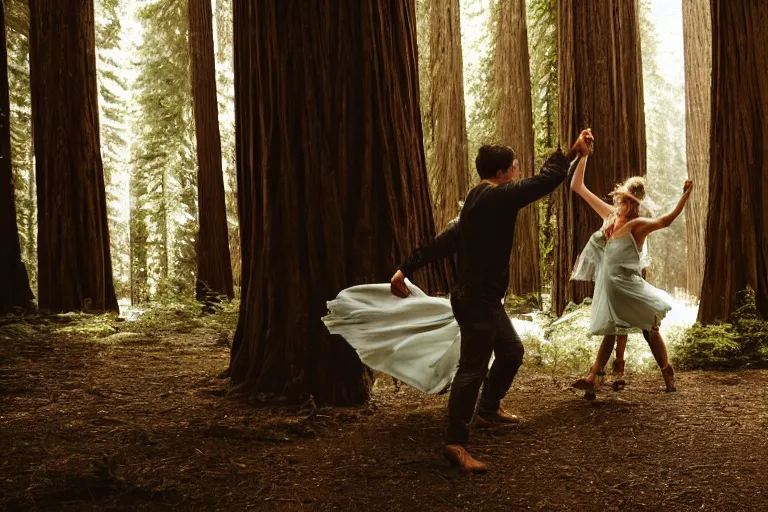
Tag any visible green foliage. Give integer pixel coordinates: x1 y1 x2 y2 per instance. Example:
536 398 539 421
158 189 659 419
639 0 688 294
537 196 556 290
131 0 198 300
96 0 131 300
674 288 768 370
504 293 541 315
128 295 239 336
6 0 36 294
527 0 558 159
12 297 238 343
527 0 558 291
460 0 495 184
57 318 118 338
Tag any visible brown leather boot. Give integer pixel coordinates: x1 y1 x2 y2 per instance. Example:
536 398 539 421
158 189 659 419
661 365 676 392
612 359 626 391
443 444 487 473
478 407 521 424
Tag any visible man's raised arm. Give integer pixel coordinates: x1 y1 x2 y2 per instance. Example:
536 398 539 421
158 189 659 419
502 129 593 207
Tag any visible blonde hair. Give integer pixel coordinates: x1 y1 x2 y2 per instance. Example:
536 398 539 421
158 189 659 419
610 176 646 220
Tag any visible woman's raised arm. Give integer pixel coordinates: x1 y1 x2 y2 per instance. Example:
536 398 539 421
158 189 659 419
632 180 694 242
570 155 613 219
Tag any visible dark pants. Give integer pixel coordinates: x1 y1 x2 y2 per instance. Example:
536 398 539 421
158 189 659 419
446 296 524 445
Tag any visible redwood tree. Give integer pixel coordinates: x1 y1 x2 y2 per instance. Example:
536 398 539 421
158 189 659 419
426 0 469 234
28 0 117 312
682 0 711 298
229 1 451 404
552 0 646 316
494 0 540 302
0 0 34 314
189 0 234 301
698 1 768 323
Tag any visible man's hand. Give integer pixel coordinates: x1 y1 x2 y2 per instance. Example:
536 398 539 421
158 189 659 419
390 270 410 298
571 128 594 157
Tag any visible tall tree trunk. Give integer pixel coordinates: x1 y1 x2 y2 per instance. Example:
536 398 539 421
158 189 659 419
129 171 149 305
160 170 169 282
494 0 540 303
698 1 768 323
25 156 35 278
0 1 34 314
229 1 451 405
28 0 117 313
682 0 711 298
552 0 646 316
427 0 469 234
189 0 234 301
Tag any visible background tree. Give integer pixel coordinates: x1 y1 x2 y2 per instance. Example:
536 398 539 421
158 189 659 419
213 0 239 293
95 0 131 300
638 0 687 294
698 1 768 323
460 0 495 179
682 0 711 298
229 1 451 405
189 0 234 301
129 169 151 304
0 0 34 314
132 0 197 300
422 0 470 234
493 0 539 304
28 0 117 312
527 0 557 292
552 0 646 316
5 0 35 294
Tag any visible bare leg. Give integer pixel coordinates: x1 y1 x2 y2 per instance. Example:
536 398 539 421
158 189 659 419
614 335 627 364
646 325 676 392
573 335 616 396
612 335 628 390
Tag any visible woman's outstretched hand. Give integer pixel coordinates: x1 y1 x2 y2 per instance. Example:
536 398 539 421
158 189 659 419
390 270 410 298
683 179 693 195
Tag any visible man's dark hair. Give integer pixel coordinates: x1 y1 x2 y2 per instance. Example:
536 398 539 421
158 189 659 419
475 145 515 179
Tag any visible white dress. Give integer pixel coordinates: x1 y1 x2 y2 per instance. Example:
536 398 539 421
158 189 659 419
322 280 461 394
571 228 673 335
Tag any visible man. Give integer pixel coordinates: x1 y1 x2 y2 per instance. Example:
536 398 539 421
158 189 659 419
391 130 593 472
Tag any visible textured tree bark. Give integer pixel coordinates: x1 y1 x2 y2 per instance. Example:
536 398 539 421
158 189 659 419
494 0 540 303
189 0 234 302
427 0 469 234
552 0 646 316
28 0 117 313
0 1 34 314
698 0 768 323
229 1 451 405
682 0 711 298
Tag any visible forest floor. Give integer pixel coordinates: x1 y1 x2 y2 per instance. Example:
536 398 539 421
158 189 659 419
2 309 768 512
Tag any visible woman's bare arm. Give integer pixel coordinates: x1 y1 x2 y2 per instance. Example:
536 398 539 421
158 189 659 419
570 155 613 219
631 180 693 246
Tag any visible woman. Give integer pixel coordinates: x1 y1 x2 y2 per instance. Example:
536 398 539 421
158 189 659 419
568 148 693 395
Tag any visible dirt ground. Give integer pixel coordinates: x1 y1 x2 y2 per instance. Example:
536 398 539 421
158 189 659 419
2 316 767 511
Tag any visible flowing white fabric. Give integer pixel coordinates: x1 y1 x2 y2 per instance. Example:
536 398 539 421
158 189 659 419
322 280 461 394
